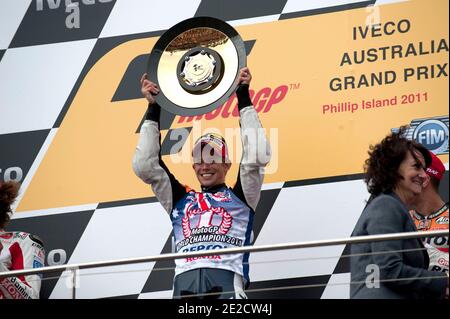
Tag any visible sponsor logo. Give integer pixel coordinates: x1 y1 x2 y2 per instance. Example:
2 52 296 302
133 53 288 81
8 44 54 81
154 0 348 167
185 255 222 263
438 257 449 267
182 244 227 262
177 85 289 123
182 206 233 238
32 242 44 251
182 244 226 252
29 234 44 247
430 265 447 273
436 216 449 225
13 232 28 240
2 281 24 299
393 116 449 154
33 259 43 269
182 244 225 262
1 277 31 299
427 168 440 176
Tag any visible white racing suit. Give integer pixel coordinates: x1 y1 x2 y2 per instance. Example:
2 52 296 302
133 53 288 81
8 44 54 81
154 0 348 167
0 231 45 299
133 85 271 298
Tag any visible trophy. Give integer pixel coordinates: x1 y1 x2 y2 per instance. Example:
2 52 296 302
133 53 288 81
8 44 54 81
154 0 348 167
147 17 246 116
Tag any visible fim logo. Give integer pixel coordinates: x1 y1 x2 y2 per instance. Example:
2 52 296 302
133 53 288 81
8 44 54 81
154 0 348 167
392 116 449 155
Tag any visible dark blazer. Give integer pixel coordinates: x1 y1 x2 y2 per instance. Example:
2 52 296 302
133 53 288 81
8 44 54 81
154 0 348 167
350 192 447 299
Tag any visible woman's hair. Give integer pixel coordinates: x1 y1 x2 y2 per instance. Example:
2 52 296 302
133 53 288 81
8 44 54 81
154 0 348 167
0 181 20 229
364 126 431 198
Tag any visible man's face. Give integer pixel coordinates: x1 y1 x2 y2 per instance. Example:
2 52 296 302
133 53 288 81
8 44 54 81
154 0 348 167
192 142 230 187
193 159 231 188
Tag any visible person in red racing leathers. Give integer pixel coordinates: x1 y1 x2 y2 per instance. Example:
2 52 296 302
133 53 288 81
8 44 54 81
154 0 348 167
410 151 449 275
133 67 271 299
0 181 45 299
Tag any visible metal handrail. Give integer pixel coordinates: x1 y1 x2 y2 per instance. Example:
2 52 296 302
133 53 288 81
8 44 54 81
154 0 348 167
1 230 447 279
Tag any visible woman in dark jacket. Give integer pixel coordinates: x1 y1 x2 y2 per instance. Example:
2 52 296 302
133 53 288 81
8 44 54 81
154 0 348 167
350 127 448 299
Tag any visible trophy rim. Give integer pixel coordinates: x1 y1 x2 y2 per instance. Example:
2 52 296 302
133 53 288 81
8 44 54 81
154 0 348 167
147 16 246 116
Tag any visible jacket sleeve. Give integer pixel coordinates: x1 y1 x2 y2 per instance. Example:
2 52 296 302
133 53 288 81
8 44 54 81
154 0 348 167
132 103 187 214
232 85 272 211
0 233 45 299
365 198 447 298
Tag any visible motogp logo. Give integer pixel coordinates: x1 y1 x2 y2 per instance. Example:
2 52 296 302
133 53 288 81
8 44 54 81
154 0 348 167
182 206 232 238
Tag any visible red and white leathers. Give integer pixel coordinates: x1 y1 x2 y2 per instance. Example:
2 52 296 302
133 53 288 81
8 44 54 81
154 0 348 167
0 230 45 299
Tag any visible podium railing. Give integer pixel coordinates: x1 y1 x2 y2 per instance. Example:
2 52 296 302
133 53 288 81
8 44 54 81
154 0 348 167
0 230 447 299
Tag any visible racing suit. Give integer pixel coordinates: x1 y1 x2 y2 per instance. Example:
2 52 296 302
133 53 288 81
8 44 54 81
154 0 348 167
133 85 271 298
410 203 449 274
0 230 45 299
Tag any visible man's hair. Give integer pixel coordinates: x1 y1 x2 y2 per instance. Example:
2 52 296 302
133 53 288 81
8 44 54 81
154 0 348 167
0 181 20 229
364 126 430 198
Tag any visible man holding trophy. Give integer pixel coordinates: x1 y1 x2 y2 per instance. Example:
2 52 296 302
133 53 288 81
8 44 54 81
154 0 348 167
133 17 271 299
133 64 271 299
